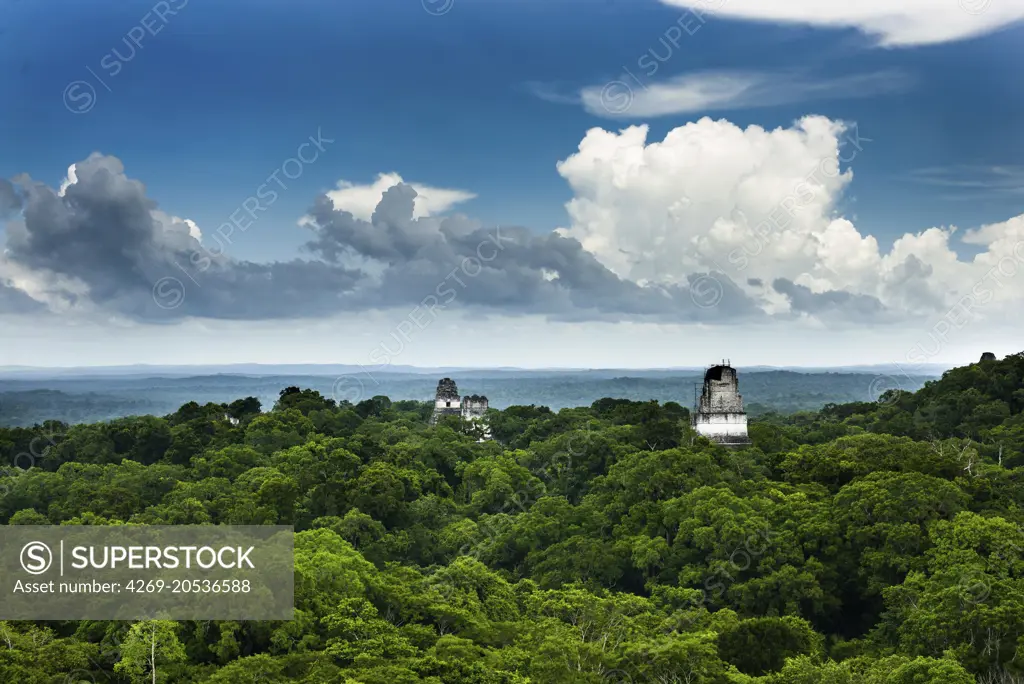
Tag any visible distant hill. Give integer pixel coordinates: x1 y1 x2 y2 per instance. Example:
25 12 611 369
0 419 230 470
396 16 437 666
0 368 938 427
0 362 952 379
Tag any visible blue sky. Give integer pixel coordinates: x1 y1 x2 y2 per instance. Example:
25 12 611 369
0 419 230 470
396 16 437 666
1 0 1023 368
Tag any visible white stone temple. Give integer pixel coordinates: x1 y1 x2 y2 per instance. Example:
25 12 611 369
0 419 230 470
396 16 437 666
693 362 750 445
430 378 462 424
460 394 492 441
429 379 492 441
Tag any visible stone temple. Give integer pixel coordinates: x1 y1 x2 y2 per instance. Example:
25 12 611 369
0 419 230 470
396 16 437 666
430 379 492 440
430 378 462 423
693 362 750 445
460 394 489 421
461 395 492 441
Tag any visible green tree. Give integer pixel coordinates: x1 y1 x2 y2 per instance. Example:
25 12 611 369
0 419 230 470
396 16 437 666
113 620 186 684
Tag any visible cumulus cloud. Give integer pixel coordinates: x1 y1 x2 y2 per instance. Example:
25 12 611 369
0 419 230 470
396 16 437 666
303 183 761 320
554 114 1024 322
57 164 78 198
0 280 45 314
661 0 1024 47
320 172 475 221
0 179 22 219
772 278 886 320
556 115 854 283
0 153 762 323
579 70 910 119
2 153 361 319
6 117 1024 329
0 257 89 313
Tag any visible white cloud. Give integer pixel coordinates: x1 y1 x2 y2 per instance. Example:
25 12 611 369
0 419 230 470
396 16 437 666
323 172 476 221
0 256 91 313
6 117 1024 366
661 0 1024 47
149 210 203 243
557 115 852 284
6 117 1024 357
183 219 201 240
555 115 1024 321
57 163 78 197
580 70 911 119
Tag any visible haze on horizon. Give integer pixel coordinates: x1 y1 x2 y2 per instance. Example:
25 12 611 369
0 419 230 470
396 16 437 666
0 311 1004 374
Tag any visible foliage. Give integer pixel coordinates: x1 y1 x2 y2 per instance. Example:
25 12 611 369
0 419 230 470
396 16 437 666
2 355 1024 682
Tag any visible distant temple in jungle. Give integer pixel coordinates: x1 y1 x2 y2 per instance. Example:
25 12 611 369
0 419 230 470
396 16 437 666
429 378 492 441
692 361 750 446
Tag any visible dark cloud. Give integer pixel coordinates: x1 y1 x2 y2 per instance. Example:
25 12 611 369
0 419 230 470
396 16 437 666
772 278 886 319
0 282 44 314
306 184 449 263
0 153 767 322
305 184 764 322
4 154 360 320
0 178 22 219
883 254 944 311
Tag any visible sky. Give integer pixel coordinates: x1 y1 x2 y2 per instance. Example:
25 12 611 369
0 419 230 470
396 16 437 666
1 0 1024 369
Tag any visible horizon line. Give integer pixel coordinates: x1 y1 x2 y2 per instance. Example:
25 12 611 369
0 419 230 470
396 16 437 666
0 361 954 373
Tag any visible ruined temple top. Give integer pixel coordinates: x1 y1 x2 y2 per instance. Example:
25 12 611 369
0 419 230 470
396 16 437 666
704 365 737 383
980 352 997 362
462 394 488 403
435 378 460 400
699 364 744 414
